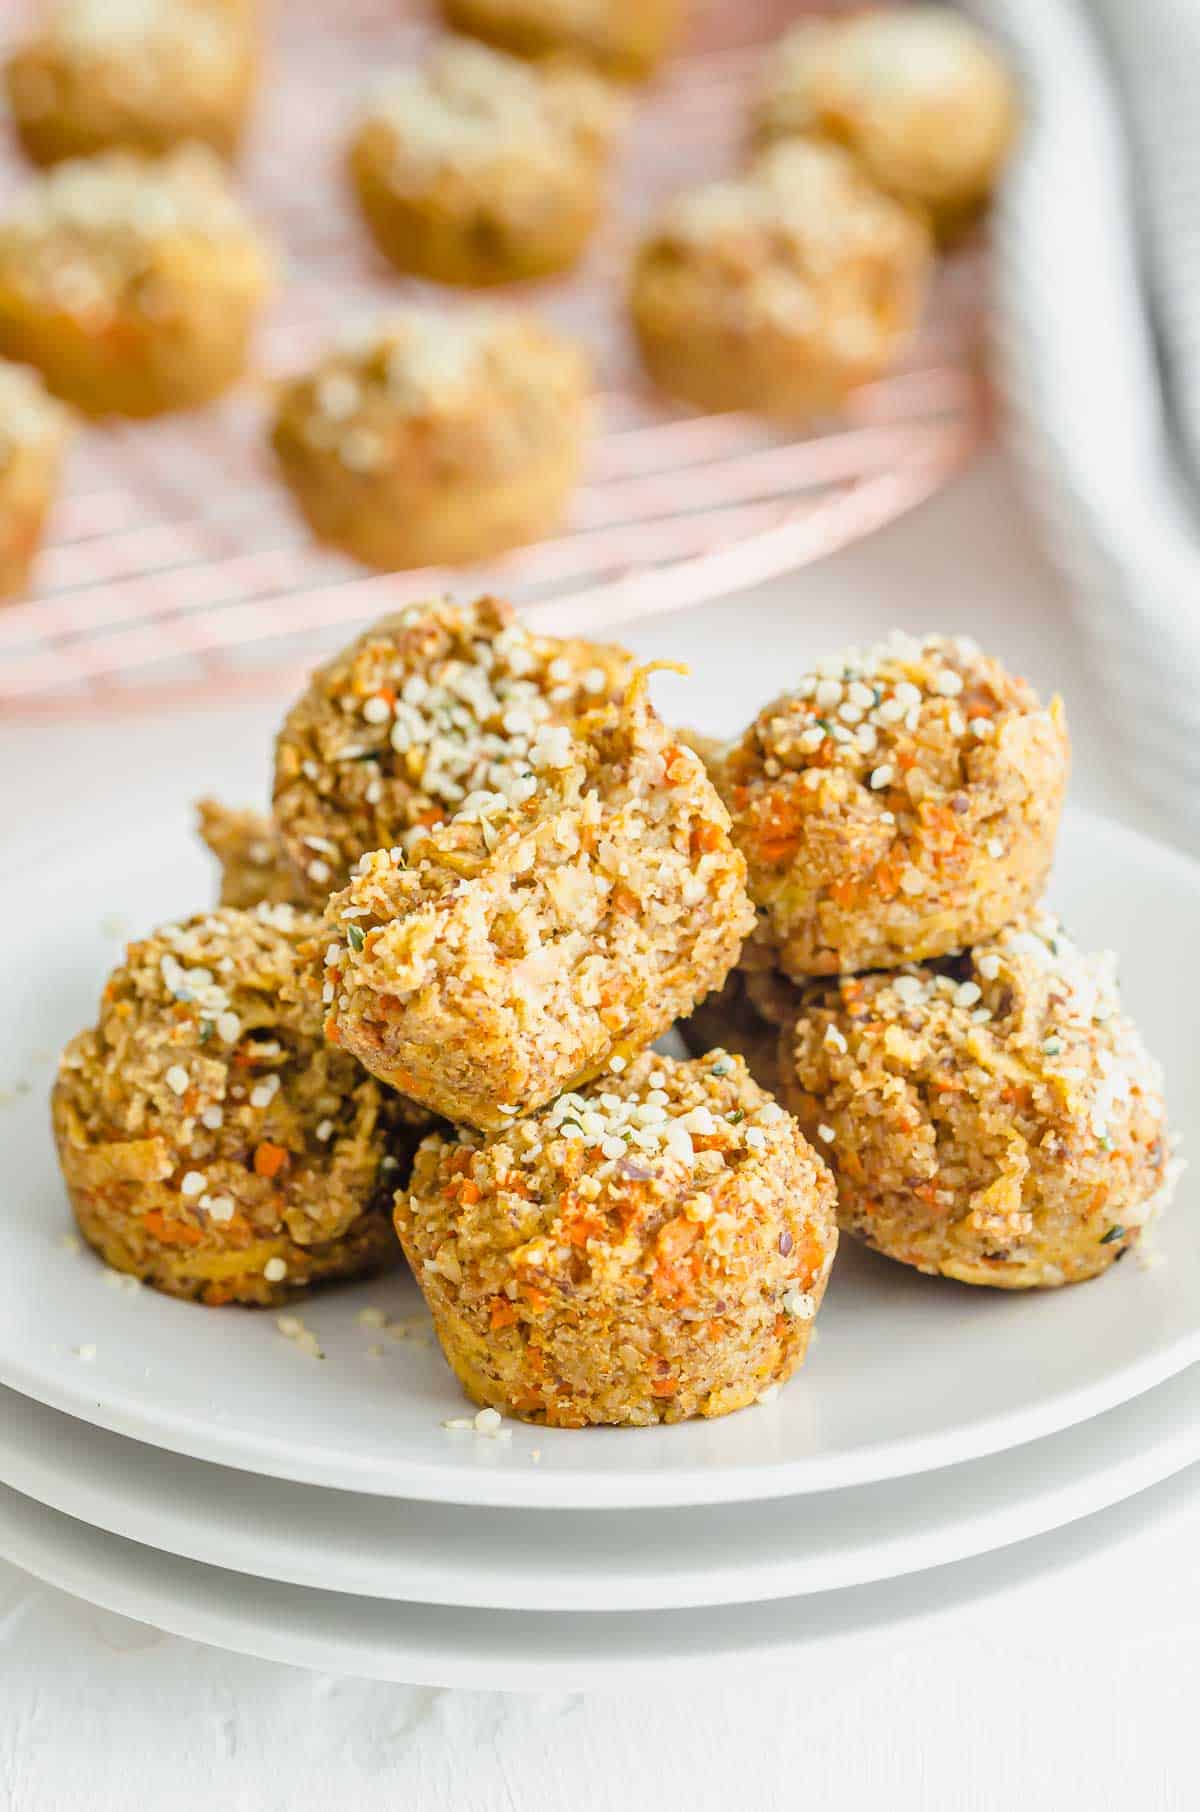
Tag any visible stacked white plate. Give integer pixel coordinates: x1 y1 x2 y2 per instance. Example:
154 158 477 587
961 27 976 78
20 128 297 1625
2 793 1199 1688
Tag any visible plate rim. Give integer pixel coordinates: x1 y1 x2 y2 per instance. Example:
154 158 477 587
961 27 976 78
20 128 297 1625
3 803 1199 1508
2 1460 1198 1691
1 1362 1198 1611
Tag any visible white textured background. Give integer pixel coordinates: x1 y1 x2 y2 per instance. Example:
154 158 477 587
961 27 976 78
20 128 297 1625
2 453 1197 1810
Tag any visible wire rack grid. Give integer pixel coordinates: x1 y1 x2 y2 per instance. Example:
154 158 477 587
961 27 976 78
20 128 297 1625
0 0 988 717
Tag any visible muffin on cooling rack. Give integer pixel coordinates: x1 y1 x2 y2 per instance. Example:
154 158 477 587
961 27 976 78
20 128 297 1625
398 1049 837 1425
776 912 1172 1289
0 357 73 600
347 38 626 285
0 145 274 417
273 595 632 894
752 6 1018 242
715 631 1069 980
321 676 755 1131
52 904 430 1306
196 799 311 912
630 140 930 420
270 310 590 571
6 0 258 167
440 0 683 80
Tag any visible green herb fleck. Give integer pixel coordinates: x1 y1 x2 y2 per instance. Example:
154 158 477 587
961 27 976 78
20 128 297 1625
727 1108 745 1123
1100 1225 1126 1245
346 924 366 953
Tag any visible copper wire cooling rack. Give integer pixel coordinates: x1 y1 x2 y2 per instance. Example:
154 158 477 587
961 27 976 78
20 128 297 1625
0 0 988 717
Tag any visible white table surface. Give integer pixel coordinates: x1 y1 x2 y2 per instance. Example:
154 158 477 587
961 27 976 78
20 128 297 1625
2 450 1197 1810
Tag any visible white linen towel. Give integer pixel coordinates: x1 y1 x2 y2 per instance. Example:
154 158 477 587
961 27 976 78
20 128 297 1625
966 0 1200 848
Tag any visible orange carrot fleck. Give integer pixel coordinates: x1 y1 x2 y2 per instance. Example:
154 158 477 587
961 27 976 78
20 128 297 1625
253 1142 289 1179
143 1210 203 1247
657 1216 701 1265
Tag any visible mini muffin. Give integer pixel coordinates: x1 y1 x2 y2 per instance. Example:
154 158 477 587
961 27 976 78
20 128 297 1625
6 0 258 168
273 594 632 892
776 913 1171 1289
0 145 274 417
716 631 1069 979
347 38 625 286
440 0 683 81
271 310 589 571
398 1049 837 1425
630 140 930 419
753 7 1018 241
321 677 755 1130
0 357 73 599
51 903 427 1305
196 798 312 911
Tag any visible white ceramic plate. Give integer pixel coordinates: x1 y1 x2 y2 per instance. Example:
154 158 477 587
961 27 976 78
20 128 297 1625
2 803 1198 1507
2 1361 1199 1611
3 1461 1198 1691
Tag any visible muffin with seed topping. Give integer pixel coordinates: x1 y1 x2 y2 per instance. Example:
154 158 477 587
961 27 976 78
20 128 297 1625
196 798 311 911
630 140 930 420
272 595 632 895
321 676 754 1131
270 310 590 571
0 145 274 416
0 356 73 598
347 38 625 285
715 631 1069 979
398 1049 837 1425
52 904 429 1305
752 7 1017 242
776 913 1172 1289
441 0 683 81
6 0 258 168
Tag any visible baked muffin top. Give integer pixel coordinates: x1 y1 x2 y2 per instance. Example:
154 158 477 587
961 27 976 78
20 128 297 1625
0 144 272 314
354 36 624 179
640 140 929 330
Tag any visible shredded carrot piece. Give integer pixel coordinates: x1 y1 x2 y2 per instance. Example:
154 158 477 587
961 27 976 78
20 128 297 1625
253 1142 289 1179
690 821 724 855
458 1180 481 1206
143 1210 203 1248
757 836 802 864
657 1216 702 1264
650 1377 678 1397
566 1215 605 1248
489 1299 518 1331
